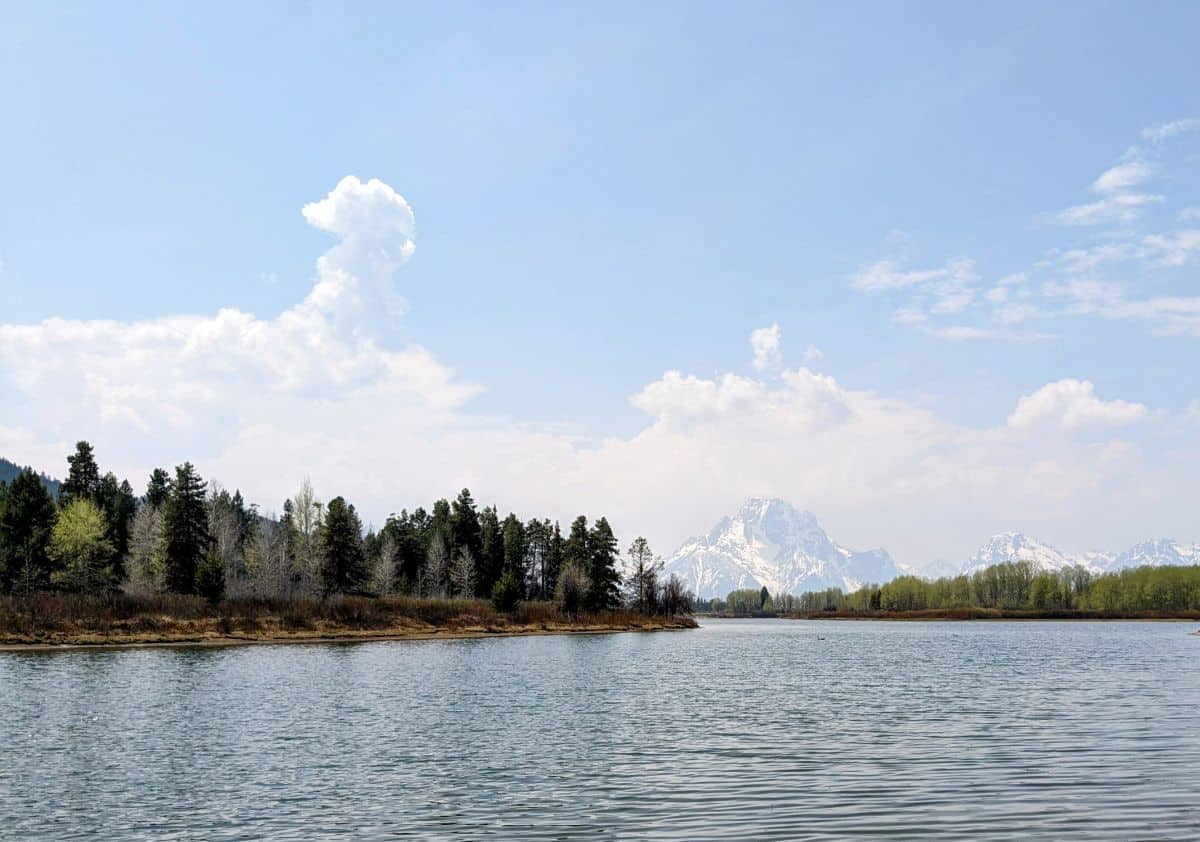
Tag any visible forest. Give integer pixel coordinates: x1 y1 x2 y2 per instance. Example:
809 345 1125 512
0 443 693 643
703 561 1200 618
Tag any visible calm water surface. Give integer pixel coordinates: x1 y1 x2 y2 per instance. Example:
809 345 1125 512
2 619 1199 839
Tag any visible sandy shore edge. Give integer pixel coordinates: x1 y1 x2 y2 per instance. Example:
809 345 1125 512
0 621 697 653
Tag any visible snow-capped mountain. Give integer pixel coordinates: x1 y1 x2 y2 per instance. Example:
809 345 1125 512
962 532 1099 574
959 533 1200 575
1109 539 1200 570
661 498 900 599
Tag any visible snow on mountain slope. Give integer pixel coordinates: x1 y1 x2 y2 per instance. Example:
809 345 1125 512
661 498 899 599
663 500 1200 599
962 532 1100 574
959 533 1200 575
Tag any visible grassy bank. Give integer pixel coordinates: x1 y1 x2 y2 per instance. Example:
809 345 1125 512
776 608 1200 621
0 593 696 649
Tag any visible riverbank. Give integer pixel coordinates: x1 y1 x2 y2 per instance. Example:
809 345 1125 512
0 593 696 650
697 608 1200 621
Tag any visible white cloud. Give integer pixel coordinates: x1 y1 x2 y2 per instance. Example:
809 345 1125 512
1008 379 1147 431
1141 229 1200 267
801 344 824 363
1051 192 1163 226
851 257 976 292
750 323 782 371
1092 161 1151 193
1142 118 1200 144
2 177 1197 569
1179 207 1200 222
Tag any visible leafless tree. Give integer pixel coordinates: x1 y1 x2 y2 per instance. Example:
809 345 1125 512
422 532 449 598
125 504 165 595
450 546 476 598
372 531 398 596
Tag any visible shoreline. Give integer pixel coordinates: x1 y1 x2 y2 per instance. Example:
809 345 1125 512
696 618 1200 623
0 618 697 653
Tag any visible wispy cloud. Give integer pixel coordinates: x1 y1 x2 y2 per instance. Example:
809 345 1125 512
854 120 1200 341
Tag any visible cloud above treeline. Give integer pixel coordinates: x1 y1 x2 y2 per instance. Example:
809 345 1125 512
1 177 1197 567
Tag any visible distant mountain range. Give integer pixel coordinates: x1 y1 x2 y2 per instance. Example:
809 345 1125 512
664 497 1200 600
0 457 61 499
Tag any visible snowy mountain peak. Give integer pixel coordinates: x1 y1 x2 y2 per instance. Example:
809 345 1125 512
663 498 899 599
964 532 1093 573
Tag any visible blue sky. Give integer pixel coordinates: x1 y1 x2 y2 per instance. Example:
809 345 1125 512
2 2 1199 566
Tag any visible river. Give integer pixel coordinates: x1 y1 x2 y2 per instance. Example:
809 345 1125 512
2 619 1198 839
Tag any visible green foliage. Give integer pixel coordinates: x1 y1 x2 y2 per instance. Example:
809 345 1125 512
783 559 1200 616
146 468 172 509
491 569 523 613
586 516 622 611
59 441 101 508
162 463 210 594
0 458 60 499
318 496 367 596
0 470 59 594
49 500 117 593
724 589 767 616
195 550 226 604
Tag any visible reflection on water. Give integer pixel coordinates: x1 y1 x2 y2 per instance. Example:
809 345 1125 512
2 620 1199 839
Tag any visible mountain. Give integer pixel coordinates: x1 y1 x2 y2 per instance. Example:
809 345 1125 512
0 457 61 499
959 532 1200 575
962 532 1099 574
661 498 900 599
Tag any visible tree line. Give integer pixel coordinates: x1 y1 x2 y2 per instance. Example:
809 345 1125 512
0 442 693 617
701 560 1200 616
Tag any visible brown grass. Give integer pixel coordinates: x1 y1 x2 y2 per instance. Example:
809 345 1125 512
0 593 697 647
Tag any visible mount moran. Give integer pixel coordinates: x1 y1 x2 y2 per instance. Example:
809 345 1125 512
661 498 1200 600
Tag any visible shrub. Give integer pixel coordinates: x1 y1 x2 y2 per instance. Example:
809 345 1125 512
491 571 523 613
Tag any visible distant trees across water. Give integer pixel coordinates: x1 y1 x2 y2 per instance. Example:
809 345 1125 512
702 561 1200 617
0 442 693 619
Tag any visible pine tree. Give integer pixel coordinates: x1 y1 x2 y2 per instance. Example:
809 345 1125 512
564 515 589 572
162 463 210 594
59 441 101 507
586 517 622 610
501 513 527 583
318 496 367 596
97 473 136 581
477 505 503 597
146 468 172 509
450 488 482 565
0 469 59 594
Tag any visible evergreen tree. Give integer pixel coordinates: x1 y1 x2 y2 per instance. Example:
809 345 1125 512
546 521 565 598
450 488 482 564
97 473 136 580
564 515 590 572
59 441 101 507
195 549 226 603
477 505 504 597
586 517 622 610
146 468 172 509
501 513 527 584
318 496 367 596
0 469 58 594
162 463 210 594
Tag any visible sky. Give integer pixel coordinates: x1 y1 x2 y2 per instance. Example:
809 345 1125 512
2 1 1199 568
